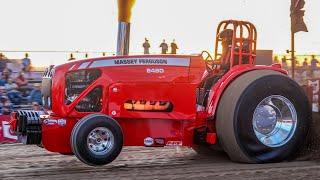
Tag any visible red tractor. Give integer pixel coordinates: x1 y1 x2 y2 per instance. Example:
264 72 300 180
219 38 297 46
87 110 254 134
10 20 311 166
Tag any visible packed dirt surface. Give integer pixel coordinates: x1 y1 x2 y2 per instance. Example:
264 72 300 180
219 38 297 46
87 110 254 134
1 143 320 180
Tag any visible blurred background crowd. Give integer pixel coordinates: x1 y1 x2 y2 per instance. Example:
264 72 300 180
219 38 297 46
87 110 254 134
274 54 320 86
0 53 43 115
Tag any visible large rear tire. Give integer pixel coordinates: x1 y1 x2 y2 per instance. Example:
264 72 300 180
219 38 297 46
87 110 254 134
216 70 311 163
71 114 123 166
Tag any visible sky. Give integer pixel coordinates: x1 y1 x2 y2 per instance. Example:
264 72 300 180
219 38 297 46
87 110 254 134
0 0 319 67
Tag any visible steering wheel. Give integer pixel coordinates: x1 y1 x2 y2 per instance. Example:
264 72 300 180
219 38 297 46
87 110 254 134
201 51 219 72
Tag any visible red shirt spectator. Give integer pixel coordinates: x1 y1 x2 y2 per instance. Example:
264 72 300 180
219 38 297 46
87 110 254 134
15 72 28 87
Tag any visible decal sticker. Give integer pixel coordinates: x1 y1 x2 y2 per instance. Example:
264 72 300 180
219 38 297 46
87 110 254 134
57 119 67 126
144 137 154 146
154 138 165 146
89 57 190 68
146 68 164 74
43 119 67 126
166 141 183 146
43 119 57 125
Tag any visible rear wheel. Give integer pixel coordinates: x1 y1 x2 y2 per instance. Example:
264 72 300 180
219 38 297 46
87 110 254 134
71 114 123 166
216 70 311 163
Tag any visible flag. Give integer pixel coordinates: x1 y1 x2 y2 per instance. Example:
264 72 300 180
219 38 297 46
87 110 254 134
290 0 308 33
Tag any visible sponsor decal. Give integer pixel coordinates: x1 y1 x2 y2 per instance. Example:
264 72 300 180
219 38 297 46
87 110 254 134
115 58 168 65
166 141 183 146
43 119 67 126
89 57 190 68
43 119 57 125
154 138 165 146
144 137 154 146
57 119 67 126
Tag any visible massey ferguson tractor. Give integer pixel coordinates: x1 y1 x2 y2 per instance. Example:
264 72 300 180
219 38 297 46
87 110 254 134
9 20 311 166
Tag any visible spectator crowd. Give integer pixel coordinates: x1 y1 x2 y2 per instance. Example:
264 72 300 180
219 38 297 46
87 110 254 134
0 56 42 115
274 55 320 85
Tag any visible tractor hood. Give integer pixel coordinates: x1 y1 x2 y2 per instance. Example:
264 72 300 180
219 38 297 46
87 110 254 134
55 55 193 83
48 54 203 117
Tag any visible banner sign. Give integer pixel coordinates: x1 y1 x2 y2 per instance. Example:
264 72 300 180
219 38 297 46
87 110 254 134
0 115 17 143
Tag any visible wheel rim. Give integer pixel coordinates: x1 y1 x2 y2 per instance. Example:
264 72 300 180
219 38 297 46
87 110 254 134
87 127 114 155
252 95 297 148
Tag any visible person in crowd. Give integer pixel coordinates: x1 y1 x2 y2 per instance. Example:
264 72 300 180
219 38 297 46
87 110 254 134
0 86 7 100
28 83 42 105
143 38 151 54
32 101 41 111
159 39 168 54
170 39 179 54
303 58 308 69
281 56 288 69
15 72 28 87
0 96 13 115
0 74 7 86
6 83 23 105
68 53 75 61
2 67 12 83
311 55 319 78
4 78 18 91
22 53 31 72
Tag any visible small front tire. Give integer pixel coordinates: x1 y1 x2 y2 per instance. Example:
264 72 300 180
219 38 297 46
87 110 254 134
71 114 123 166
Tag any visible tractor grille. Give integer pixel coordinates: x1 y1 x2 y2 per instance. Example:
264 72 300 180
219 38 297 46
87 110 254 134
15 110 42 145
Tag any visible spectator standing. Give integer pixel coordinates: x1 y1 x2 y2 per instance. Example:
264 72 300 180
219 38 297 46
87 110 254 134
170 39 179 54
311 55 319 78
303 58 308 69
68 53 75 61
15 72 28 87
22 53 31 72
281 56 288 70
159 39 168 54
143 38 151 54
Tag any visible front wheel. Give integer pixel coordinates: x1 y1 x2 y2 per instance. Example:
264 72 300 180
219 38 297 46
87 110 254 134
71 114 123 166
216 70 311 163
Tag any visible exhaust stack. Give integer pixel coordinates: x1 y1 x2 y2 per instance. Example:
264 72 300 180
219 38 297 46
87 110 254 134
117 22 130 55
116 0 136 56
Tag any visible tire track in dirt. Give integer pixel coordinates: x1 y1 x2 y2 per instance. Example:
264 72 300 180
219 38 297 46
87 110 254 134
1 144 320 180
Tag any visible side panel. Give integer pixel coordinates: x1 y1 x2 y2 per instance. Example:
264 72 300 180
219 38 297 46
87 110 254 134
108 82 197 146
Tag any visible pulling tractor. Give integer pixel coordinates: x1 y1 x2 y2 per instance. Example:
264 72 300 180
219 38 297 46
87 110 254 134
9 20 311 166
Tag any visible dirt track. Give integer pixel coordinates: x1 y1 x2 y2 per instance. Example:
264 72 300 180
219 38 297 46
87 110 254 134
0 143 320 180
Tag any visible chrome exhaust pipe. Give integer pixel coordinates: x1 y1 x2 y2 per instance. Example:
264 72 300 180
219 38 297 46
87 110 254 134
116 22 130 55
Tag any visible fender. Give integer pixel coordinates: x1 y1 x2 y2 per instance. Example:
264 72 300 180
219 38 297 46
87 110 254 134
206 63 287 118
